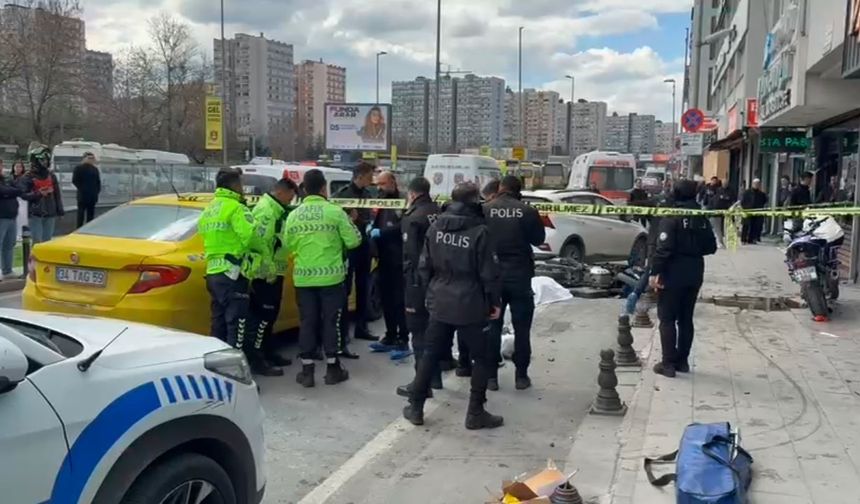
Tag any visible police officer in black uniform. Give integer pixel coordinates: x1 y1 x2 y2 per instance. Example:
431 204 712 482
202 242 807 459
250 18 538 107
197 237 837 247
649 180 717 378
335 162 378 358
396 177 441 398
403 183 503 430
372 171 409 349
484 176 545 390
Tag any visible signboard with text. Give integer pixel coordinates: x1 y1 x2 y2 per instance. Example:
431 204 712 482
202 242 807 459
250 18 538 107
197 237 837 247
512 146 526 160
325 103 391 152
746 99 759 127
680 133 704 156
759 130 809 153
205 96 223 151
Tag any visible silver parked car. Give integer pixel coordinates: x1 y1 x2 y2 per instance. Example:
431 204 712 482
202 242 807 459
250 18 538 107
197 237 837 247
523 190 648 264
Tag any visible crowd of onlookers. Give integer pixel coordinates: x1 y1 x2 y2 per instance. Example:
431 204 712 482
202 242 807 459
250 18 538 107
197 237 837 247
0 148 101 280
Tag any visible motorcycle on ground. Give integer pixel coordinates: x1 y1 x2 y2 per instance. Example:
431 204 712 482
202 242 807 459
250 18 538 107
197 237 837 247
783 216 844 321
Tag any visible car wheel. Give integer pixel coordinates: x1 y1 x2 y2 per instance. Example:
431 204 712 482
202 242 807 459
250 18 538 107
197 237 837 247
560 240 585 263
122 453 236 504
367 269 383 321
630 237 648 267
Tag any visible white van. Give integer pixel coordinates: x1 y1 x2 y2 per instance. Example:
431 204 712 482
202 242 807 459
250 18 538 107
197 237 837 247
232 164 353 198
568 151 635 204
423 154 502 198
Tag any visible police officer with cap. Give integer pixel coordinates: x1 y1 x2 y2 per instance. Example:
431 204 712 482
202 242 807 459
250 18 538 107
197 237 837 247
649 179 717 378
403 182 503 430
484 175 545 390
198 168 255 347
396 176 441 398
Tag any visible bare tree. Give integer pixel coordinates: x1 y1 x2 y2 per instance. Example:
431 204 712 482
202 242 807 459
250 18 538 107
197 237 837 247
4 0 83 143
148 13 198 151
104 47 164 148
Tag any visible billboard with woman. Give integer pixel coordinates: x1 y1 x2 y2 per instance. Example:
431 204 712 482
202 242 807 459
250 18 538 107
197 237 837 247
325 103 391 152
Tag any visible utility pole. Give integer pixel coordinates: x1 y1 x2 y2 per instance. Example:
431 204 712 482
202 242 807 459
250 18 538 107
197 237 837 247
518 26 524 148
220 0 228 166
376 51 387 104
565 74 575 156
433 0 441 154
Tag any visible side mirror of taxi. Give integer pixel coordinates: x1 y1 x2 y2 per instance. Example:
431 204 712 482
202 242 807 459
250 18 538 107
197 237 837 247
0 336 27 395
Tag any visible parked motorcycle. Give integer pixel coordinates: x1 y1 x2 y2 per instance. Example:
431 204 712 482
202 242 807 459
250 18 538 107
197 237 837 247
783 216 844 321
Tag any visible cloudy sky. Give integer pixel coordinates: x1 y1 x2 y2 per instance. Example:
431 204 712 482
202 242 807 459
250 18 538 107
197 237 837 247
81 0 692 121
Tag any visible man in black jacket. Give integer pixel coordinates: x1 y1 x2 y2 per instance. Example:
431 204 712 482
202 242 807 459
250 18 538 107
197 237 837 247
403 183 503 430
371 171 408 350
649 180 718 378
740 179 768 244
72 152 101 228
788 172 813 207
484 175 545 390
396 177 441 398
335 162 378 358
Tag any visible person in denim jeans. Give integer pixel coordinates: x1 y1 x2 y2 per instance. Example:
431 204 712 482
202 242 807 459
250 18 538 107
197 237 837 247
19 145 63 244
0 161 21 278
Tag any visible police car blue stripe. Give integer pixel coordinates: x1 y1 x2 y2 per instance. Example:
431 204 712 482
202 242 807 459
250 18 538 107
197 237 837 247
213 377 225 402
225 381 234 402
187 374 203 399
48 382 161 504
201 375 215 400
174 375 190 401
160 377 177 404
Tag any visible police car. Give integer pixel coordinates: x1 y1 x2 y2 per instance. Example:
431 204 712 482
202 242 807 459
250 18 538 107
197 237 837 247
0 309 266 504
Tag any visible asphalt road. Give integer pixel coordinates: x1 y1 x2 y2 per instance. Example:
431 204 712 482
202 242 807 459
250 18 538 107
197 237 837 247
0 291 620 503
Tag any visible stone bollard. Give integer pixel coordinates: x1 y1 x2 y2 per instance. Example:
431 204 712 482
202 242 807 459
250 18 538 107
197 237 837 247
632 294 654 328
615 315 641 367
550 481 584 504
590 349 627 416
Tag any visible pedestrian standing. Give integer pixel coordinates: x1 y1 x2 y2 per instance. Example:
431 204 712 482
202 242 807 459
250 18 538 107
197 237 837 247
484 175 545 391
403 183 503 430
396 176 442 398
72 151 101 228
702 177 724 248
649 180 718 378
740 179 768 244
816 175 848 204
629 179 650 226
245 177 298 376
19 145 63 244
335 162 378 359
11 160 27 243
198 168 255 347
788 172 813 207
370 171 409 352
287 169 362 388
0 160 20 279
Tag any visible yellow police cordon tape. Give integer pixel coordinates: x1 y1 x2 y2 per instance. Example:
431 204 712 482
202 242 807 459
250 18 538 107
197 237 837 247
181 194 860 218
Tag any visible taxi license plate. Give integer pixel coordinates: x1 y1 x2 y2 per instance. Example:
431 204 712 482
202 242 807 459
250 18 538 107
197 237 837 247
792 266 817 283
56 267 107 287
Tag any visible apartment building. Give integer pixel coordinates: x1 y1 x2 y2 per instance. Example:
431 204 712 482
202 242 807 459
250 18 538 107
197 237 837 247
296 59 346 147
456 74 505 150
214 33 296 144
391 77 431 151
570 100 607 157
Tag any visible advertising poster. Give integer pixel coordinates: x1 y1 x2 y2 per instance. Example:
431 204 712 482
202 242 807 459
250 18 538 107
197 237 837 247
325 103 391 152
205 96 223 151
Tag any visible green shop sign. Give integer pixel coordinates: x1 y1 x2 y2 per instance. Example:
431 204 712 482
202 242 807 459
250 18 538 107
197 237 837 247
760 131 809 153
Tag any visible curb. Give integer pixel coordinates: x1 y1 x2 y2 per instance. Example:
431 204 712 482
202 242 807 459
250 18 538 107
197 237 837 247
0 279 25 293
561 322 658 503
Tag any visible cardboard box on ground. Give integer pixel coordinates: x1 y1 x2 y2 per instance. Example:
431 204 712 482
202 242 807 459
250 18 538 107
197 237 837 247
487 461 575 503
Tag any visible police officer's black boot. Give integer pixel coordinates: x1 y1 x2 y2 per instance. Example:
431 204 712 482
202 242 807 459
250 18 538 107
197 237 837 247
465 393 504 430
396 349 434 397
396 382 433 398
515 369 532 390
324 360 350 385
248 349 284 377
296 363 315 388
402 399 425 426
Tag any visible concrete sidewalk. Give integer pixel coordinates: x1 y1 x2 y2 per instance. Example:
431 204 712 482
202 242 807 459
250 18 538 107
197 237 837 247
563 245 860 503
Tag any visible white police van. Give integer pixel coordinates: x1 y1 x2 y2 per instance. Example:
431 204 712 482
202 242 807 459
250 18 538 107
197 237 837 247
0 309 266 504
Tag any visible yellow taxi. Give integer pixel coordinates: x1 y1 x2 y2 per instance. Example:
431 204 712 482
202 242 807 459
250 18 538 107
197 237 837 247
22 193 379 336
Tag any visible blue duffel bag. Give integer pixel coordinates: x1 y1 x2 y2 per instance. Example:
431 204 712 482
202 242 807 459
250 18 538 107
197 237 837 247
644 422 753 504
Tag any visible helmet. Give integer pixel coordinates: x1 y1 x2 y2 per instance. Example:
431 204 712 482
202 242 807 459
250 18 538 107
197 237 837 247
27 143 51 169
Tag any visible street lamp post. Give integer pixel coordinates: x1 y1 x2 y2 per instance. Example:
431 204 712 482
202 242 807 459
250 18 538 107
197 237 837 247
220 0 227 166
376 51 388 104
664 77 677 173
434 0 441 154
565 74 575 156
518 26 524 148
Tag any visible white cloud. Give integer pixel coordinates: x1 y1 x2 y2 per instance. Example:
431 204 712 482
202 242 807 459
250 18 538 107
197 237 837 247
79 0 686 120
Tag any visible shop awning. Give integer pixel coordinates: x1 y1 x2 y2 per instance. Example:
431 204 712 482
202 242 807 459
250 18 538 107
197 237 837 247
707 129 744 151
